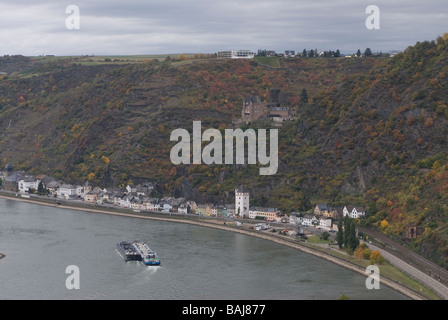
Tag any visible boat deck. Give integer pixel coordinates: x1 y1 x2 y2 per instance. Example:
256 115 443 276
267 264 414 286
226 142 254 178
117 240 160 265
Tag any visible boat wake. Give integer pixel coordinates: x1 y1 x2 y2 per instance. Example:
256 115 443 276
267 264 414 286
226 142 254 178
145 265 161 272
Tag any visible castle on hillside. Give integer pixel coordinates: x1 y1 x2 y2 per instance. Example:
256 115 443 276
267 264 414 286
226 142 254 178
241 89 295 124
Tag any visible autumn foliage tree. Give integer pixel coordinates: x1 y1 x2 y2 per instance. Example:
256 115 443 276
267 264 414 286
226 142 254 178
370 250 385 264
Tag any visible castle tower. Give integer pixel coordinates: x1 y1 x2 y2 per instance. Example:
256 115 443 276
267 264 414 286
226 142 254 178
242 96 268 124
235 184 249 218
4 163 13 178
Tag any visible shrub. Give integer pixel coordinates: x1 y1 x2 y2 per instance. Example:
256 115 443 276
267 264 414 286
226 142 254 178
362 249 372 259
354 243 370 259
424 117 434 128
370 250 385 264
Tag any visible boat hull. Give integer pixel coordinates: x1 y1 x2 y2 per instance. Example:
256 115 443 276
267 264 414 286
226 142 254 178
117 240 161 265
116 241 142 262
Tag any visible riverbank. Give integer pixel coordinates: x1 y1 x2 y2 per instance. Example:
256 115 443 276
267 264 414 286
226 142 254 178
0 193 432 300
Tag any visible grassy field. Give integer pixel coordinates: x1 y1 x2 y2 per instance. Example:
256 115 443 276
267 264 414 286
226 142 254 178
306 235 332 244
29 54 210 66
253 56 281 67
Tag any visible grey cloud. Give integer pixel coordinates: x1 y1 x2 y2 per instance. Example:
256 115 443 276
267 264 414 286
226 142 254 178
0 0 447 55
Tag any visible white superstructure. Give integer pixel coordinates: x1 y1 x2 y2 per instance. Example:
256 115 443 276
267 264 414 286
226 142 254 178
218 50 255 59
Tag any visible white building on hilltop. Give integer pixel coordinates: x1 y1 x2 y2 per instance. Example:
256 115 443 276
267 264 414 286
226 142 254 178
235 184 250 218
218 50 255 59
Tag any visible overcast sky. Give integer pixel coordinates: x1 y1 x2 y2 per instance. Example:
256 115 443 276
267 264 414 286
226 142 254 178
0 0 447 56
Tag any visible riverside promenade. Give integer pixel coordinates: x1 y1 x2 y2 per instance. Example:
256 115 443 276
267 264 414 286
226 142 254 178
0 192 444 300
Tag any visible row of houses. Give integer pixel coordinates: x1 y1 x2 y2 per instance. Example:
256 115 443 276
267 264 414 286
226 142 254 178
313 203 367 219
1 166 367 224
0 166 239 217
290 213 333 229
1 170 56 194
286 204 368 230
1 168 287 221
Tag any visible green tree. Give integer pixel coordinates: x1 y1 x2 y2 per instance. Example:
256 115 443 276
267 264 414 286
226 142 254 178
343 216 351 248
302 49 307 57
343 217 359 251
348 219 359 250
356 49 361 57
301 88 308 103
367 202 377 217
38 182 44 195
335 49 341 57
364 48 372 57
336 218 344 248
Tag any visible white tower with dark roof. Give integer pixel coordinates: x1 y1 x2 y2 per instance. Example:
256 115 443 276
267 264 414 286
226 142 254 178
235 184 249 218
5 163 13 178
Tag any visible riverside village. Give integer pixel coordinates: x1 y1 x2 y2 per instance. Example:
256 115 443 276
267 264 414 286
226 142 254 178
0 163 370 235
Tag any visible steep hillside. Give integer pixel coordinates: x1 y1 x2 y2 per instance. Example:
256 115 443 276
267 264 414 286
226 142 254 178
0 35 447 268
298 35 448 267
0 53 375 189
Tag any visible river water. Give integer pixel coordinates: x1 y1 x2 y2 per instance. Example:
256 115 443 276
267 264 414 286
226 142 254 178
0 198 407 300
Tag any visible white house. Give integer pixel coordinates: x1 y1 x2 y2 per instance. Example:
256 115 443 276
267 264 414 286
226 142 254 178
96 194 104 205
319 218 333 229
178 204 188 214
343 206 366 219
162 203 172 212
120 194 134 208
76 185 84 198
147 200 160 212
126 185 137 193
289 212 303 226
113 193 124 206
18 178 41 193
284 50 295 57
57 184 77 199
302 215 318 226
